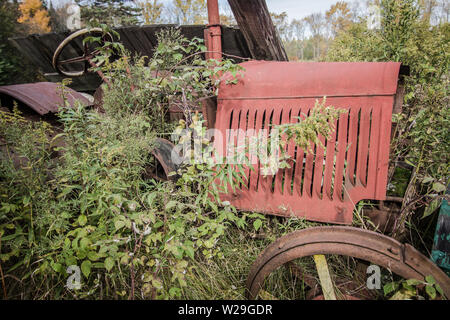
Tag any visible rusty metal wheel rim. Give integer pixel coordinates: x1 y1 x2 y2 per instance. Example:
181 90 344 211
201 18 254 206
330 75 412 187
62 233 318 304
246 226 450 300
52 28 113 77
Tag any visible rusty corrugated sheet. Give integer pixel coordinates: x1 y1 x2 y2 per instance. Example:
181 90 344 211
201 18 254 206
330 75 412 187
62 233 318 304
0 82 92 115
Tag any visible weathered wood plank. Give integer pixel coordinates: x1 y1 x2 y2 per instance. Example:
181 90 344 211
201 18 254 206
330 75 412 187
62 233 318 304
221 26 251 62
227 0 288 61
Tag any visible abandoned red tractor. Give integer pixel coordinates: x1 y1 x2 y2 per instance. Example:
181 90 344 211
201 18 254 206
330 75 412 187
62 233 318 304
0 0 448 300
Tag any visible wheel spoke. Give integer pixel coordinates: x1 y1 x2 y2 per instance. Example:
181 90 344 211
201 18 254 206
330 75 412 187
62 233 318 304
313 254 337 300
58 55 88 65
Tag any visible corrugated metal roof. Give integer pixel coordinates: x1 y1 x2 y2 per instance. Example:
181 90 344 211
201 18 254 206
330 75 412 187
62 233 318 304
0 82 93 115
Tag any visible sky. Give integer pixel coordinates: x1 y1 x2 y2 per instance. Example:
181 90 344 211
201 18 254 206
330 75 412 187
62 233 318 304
265 0 348 21
50 0 358 22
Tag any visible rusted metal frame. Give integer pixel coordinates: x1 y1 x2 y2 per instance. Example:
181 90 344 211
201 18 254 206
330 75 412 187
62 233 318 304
244 107 256 192
260 107 280 194
312 135 326 199
215 62 401 224
205 0 222 62
346 107 360 187
365 99 382 196
215 99 353 224
52 28 113 78
246 226 450 299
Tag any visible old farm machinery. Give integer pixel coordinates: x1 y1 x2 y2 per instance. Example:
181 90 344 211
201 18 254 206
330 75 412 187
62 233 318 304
201 0 450 299
1 0 448 300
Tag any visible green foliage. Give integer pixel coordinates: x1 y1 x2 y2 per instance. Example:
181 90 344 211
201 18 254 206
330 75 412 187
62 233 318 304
0 0 40 85
76 0 142 27
0 25 343 299
0 28 249 299
326 0 450 226
277 98 345 154
384 275 445 300
0 106 54 267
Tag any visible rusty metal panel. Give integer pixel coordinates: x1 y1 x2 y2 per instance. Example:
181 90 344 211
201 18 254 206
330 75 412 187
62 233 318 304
214 61 401 225
0 82 92 115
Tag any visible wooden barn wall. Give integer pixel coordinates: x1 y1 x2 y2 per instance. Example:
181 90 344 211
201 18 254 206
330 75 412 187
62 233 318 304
9 25 251 92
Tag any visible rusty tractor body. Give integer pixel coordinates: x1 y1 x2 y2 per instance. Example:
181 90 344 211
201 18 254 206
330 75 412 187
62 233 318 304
0 0 447 298
214 60 402 225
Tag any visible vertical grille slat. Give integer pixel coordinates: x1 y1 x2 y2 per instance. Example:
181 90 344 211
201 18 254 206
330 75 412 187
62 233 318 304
356 107 371 186
293 107 306 197
346 107 359 185
333 111 349 201
283 107 299 196
274 108 289 194
302 108 315 198
323 117 338 200
313 135 326 199
251 109 265 192
245 108 257 191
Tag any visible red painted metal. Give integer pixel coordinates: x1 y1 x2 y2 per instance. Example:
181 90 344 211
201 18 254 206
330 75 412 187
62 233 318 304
0 82 92 115
205 0 222 61
214 61 402 225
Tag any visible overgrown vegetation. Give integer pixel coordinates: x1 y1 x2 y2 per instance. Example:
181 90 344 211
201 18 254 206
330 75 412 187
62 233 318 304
0 26 340 299
326 0 449 241
0 0 448 301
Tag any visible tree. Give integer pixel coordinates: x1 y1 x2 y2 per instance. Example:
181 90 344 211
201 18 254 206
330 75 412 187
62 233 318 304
289 18 306 60
218 0 235 26
270 11 290 40
326 1 353 36
304 13 325 59
168 0 207 24
76 0 142 27
0 0 39 85
326 0 450 238
419 0 449 24
17 0 51 34
141 0 164 24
